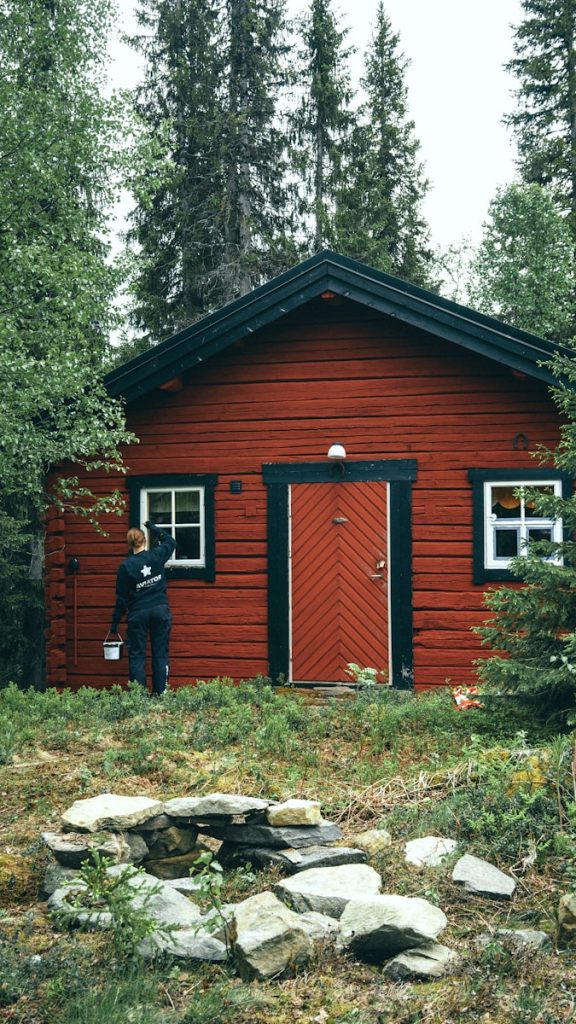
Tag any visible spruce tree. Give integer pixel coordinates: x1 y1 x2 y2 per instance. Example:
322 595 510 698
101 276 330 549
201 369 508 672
333 2 432 285
476 385 576 722
221 0 297 297
506 0 576 240
127 0 296 344
292 0 354 252
127 0 224 342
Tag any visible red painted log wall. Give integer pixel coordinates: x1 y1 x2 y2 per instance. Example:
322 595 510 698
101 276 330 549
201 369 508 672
46 299 562 690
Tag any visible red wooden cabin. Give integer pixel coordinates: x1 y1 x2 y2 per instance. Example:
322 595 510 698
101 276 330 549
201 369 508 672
45 251 571 692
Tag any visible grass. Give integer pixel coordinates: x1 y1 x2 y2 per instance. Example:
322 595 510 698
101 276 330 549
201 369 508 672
0 678 574 1024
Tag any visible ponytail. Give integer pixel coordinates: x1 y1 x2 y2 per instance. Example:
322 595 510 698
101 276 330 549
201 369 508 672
127 527 146 554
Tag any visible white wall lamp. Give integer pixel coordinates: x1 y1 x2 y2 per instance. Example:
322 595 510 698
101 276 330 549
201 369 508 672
327 442 347 476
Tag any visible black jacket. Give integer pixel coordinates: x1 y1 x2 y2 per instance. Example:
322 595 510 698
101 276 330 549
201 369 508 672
111 527 176 631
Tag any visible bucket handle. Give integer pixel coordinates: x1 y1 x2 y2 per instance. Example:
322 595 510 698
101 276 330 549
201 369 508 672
104 630 123 642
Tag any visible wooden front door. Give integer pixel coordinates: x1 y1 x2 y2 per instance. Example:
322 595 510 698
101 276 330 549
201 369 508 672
290 481 389 683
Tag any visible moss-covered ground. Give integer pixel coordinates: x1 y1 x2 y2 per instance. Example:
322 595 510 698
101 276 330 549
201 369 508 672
0 679 574 1024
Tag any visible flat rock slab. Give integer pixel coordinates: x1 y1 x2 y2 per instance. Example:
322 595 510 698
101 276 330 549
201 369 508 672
142 929 227 962
218 843 367 873
266 800 322 826
405 837 458 868
200 821 342 849
336 895 448 960
452 854 516 900
384 942 460 980
164 794 270 819
275 863 381 918
61 795 164 833
163 877 206 896
477 928 550 954
42 830 135 869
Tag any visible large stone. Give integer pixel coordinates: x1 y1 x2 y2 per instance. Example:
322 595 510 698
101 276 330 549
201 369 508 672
124 833 150 864
125 873 203 930
298 911 340 942
336 895 448 960
230 891 313 981
164 793 270 820
351 829 393 857
41 830 145 869
266 800 322 826
199 821 343 849
144 845 211 880
218 843 367 873
163 877 206 897
384 942 460 980
452 854 516 900
558 893 576 946
144 826 199 860
201 903 238 943
48 882 112 931
61 795 164 833
141 929 227 962
405 837 458 868
48 866 202 933
275 864 381 919
40 862 80 899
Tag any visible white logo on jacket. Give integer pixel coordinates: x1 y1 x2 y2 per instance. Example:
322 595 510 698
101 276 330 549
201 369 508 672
141 565 152 577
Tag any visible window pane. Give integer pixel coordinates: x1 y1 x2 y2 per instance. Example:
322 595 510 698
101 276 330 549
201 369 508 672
148 491 172 524
175 490 200 524
528 528 552 544
491 487 520 519
175 526 200 561
494 529 519 559
525 485 554 517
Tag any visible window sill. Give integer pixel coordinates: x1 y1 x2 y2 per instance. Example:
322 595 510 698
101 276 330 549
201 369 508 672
166 565 215 582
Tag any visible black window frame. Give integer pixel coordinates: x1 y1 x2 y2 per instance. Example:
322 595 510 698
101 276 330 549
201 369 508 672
468 468 572 584
127 474 217 581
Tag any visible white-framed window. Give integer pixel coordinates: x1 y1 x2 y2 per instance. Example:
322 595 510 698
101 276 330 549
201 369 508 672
128 474 217 581
141 486 205 566
483 480 563 570
468 469 571 584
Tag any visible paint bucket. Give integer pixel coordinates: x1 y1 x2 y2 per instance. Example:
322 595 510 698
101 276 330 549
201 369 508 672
103 632 123 660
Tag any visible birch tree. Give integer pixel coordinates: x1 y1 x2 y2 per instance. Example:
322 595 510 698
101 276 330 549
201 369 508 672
0 0 133 685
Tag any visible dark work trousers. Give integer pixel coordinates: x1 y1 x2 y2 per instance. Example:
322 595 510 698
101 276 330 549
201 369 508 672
127 605 172 695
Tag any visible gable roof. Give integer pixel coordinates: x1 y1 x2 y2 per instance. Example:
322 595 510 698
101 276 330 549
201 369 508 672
105 250 568 403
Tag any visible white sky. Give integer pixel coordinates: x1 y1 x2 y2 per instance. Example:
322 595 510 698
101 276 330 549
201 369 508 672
111 0 524 250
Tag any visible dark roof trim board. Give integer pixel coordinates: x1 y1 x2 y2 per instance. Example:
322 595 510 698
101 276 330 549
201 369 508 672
105 250 569 403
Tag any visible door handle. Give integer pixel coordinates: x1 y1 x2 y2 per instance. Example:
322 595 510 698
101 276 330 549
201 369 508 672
369 573 385 579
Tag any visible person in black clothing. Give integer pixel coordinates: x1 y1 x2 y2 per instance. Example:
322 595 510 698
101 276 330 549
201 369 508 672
110 521 176 695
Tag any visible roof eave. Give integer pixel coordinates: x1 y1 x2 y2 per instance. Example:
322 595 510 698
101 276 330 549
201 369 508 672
105 251 566 403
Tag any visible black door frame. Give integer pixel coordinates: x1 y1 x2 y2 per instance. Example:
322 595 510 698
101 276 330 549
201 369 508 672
262 459 417 689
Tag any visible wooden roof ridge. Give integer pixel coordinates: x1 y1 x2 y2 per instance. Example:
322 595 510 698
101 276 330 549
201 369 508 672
105 249 571 403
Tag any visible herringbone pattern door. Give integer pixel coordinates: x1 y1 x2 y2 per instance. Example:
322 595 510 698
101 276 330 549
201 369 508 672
291 481 389 682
